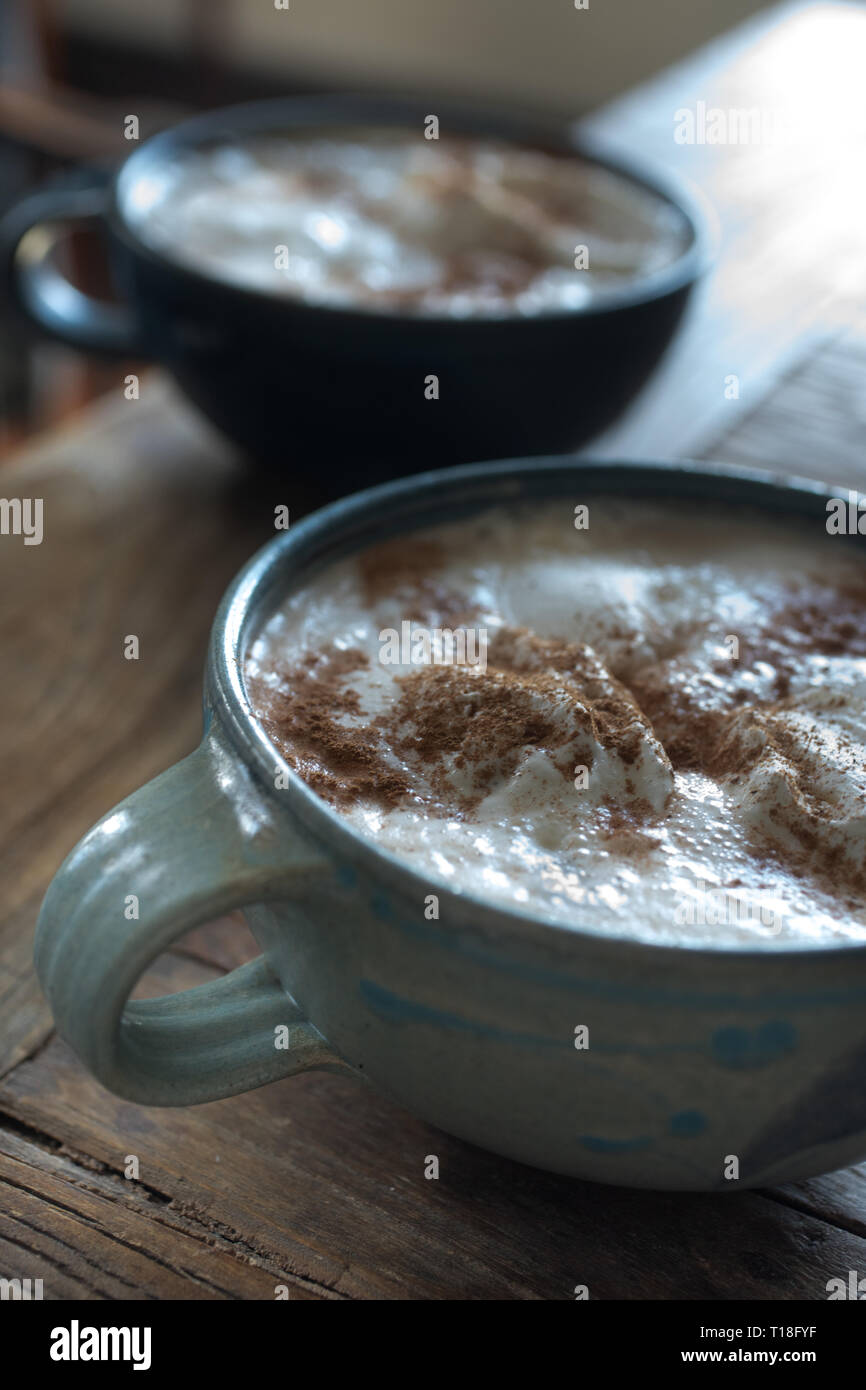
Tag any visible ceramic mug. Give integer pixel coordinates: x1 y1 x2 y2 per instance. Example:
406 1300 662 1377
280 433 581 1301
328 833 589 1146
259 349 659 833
2 96 710 486
35 458 866 1191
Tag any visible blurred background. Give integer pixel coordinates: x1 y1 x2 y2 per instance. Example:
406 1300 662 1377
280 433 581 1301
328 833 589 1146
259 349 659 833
0 0 780 457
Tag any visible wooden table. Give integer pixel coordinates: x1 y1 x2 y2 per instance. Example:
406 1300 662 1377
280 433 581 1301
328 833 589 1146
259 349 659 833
3 1 866 1300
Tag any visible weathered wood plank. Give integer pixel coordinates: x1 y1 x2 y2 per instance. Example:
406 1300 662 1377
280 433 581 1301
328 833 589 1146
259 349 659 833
0 384 277 1074
588 2 866 460
768 1169 866 1241
0 1127 326 1300
3 3 866 1300
698 321 866 488
1 952 865 1300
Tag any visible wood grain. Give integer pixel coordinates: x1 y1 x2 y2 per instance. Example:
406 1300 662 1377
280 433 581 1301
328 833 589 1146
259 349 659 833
3 988 865 1301
697 318 866 488
588 0 866 462
2 1 866 1299
0 1128 324 1300
0 384 271 1077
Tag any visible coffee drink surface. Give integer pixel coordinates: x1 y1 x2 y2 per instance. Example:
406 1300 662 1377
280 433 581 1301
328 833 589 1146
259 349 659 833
127 128 688 316
246 499 866 947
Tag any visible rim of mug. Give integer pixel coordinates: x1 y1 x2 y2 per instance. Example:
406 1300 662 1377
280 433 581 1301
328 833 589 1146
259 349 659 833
209 455 866 966
109 92 715 328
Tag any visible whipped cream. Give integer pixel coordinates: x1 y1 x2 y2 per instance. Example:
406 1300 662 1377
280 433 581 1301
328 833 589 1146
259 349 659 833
246 499 866 947
126 128 688 316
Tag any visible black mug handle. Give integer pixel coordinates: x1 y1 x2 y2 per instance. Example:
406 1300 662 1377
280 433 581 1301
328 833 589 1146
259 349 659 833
1 170 144 356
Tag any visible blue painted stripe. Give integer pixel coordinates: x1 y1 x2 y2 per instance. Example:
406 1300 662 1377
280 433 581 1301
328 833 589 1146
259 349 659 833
373 905 866 1011
360 978 569 1049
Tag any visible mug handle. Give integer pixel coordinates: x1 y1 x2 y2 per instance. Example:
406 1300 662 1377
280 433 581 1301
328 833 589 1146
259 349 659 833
34 727 347 1106
1 172 144 355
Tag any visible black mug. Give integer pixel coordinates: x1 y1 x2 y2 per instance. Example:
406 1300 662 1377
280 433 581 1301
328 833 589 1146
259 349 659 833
2 96 711 490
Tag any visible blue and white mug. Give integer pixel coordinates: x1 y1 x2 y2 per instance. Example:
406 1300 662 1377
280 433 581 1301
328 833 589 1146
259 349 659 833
35 459 866 1190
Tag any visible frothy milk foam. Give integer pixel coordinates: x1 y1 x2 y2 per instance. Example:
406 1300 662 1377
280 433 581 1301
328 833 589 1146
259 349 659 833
246 499 866 948
126 128 688 316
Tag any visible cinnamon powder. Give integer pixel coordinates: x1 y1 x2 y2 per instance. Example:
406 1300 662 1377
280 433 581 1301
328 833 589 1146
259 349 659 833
253 624 664 819
247 554 866 896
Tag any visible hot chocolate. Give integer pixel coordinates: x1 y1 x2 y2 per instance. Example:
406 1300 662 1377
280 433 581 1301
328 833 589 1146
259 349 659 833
245 499 866 947
127 128 688 316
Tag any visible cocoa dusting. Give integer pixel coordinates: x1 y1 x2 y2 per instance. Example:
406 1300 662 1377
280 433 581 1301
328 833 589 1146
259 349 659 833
629 574 866 777
253 623 666 823
249 645 409 811
626 663 733 774
380 626 669 816
386 663 560 811
246 545 866 913
597 799 662 856
773 574 866 656
358 536 473 622
486 628 657 768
